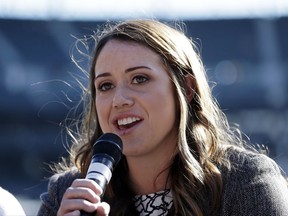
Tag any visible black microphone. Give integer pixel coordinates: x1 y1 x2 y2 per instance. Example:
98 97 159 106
80 133 123 216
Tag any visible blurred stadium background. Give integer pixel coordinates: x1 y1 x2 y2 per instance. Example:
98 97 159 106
0 0 288 215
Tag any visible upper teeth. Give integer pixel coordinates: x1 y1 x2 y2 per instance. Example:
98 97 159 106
118 117 140 126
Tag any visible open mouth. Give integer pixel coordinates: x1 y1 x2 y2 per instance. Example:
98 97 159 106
117 117 142 130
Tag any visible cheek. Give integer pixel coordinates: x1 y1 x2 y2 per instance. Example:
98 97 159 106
152 85 177 120
163 96 177 121
95 99 109 130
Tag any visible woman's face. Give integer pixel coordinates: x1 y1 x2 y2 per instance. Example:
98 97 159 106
94 40 178 159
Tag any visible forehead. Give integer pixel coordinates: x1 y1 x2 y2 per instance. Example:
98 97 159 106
95 40 164 71
97 39 154 57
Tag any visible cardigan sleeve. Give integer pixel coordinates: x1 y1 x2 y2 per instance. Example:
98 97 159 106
37 169 81 216
221 152 288 216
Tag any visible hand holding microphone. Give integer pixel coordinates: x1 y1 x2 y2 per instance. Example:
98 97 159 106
81 133 123 216
57 133 123 216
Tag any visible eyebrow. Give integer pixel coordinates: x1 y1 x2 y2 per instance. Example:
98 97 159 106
95 66 151 81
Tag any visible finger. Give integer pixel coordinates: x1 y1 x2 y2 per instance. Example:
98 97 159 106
57 208 80 216
63 186 100 204
58 199 97 215
71 179 103 195
63 210 80 216
96 202 110 216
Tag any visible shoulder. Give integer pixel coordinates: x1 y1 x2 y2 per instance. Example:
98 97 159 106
38 168 81 215
44 167 81 200
47 167 82 191
224 147 284 178
219 148 288 215
0 187 26 216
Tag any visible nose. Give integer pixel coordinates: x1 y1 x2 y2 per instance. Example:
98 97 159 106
112 86 134 109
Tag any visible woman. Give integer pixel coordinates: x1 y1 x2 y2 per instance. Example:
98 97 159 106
38 19 288 216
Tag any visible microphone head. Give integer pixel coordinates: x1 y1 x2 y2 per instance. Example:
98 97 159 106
93 133 123 164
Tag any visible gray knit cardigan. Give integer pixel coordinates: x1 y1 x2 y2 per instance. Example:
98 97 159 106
37 149 288 215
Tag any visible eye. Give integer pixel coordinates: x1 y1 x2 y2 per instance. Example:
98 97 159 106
132 75 149 84
97 82 114 92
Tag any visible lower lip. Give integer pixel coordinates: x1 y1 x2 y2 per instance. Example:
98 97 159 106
116 121 142 136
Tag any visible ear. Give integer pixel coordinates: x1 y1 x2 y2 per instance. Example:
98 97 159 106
184 74 195 103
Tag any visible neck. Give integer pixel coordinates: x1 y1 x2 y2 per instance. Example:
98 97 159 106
126 153 174 195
